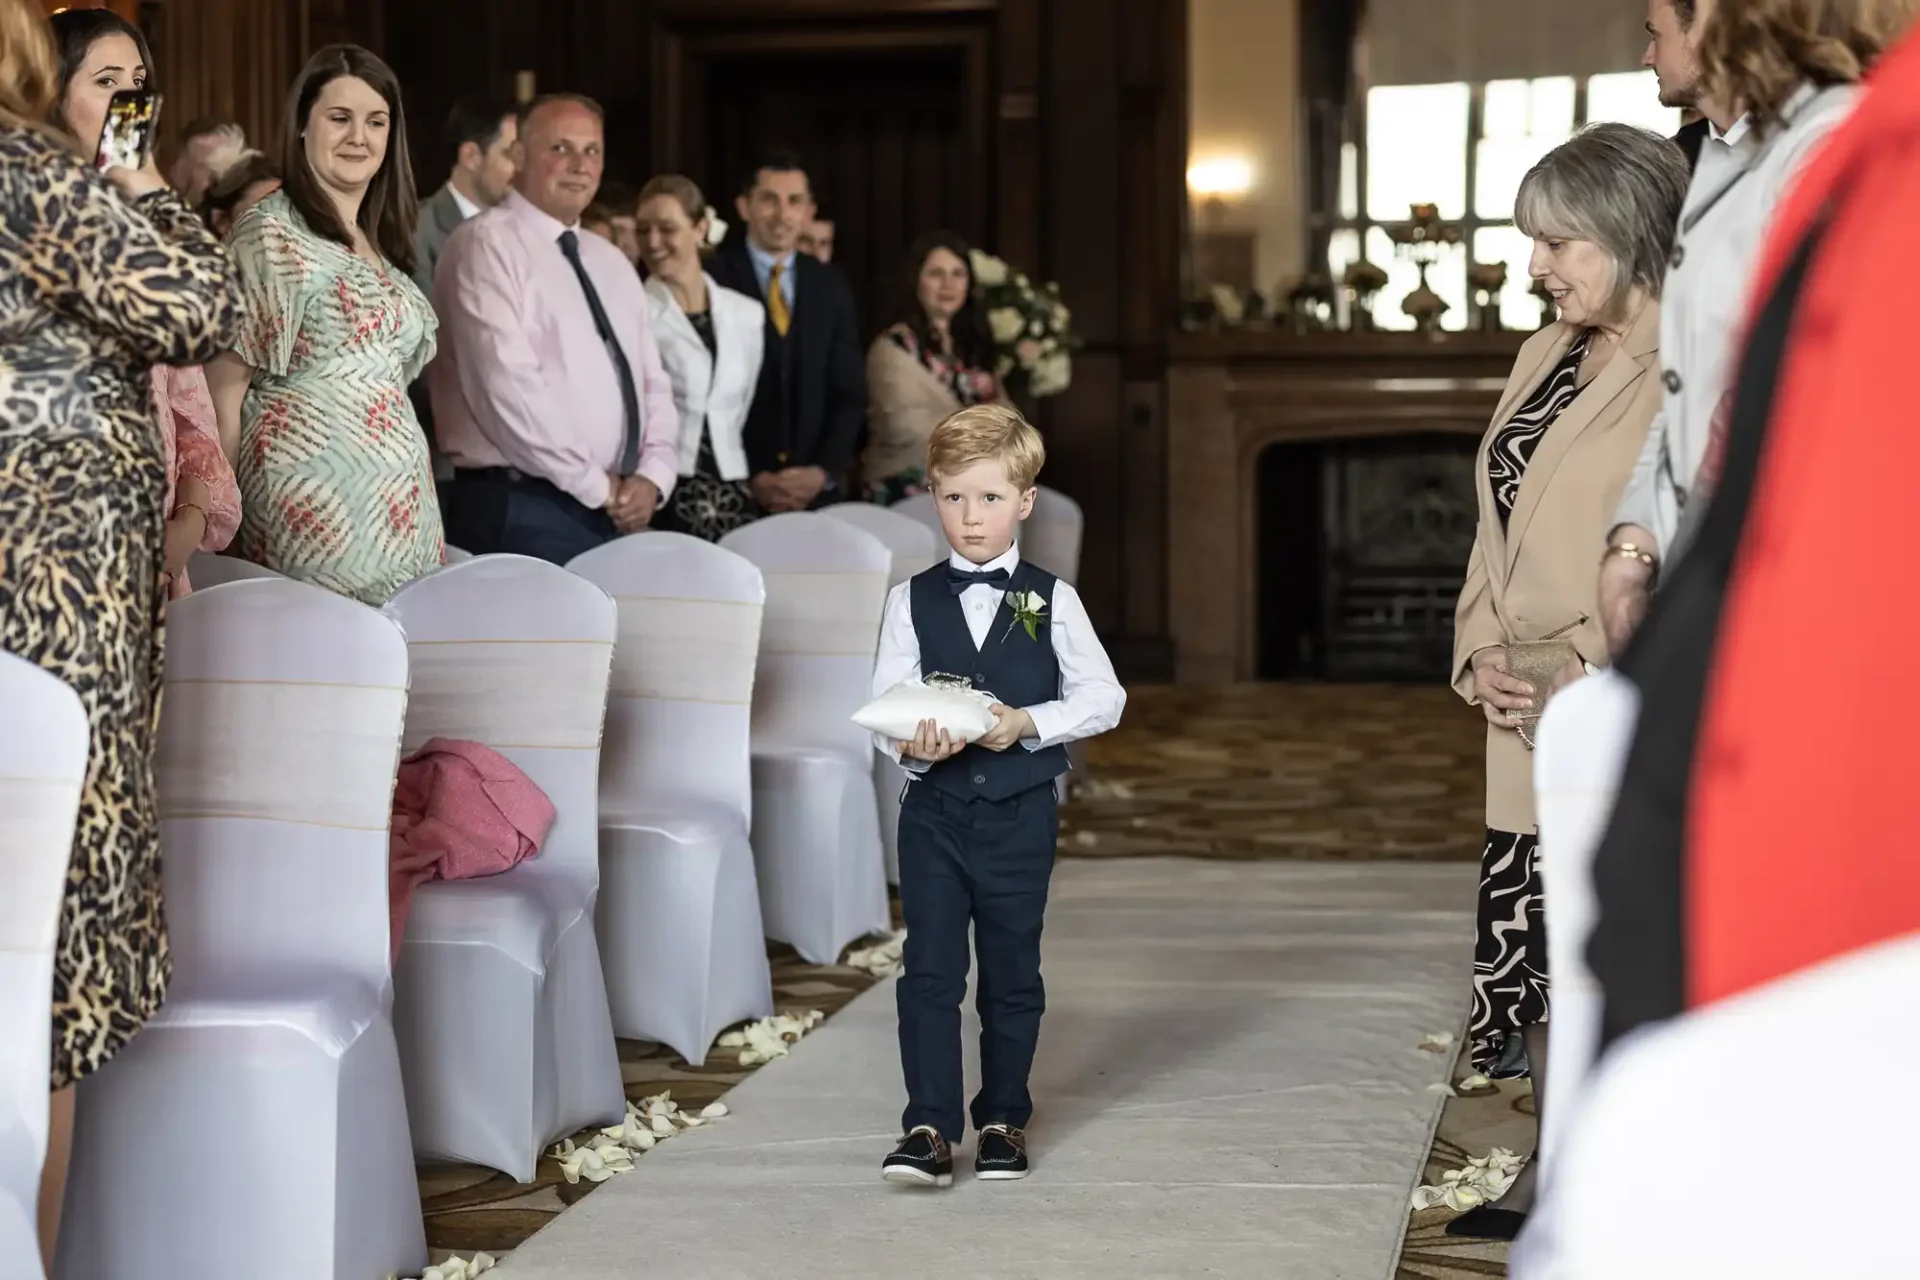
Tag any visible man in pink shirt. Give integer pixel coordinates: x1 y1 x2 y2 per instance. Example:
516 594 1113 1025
431 93 678 564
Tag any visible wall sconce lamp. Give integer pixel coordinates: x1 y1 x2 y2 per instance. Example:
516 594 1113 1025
1187 156 1255 200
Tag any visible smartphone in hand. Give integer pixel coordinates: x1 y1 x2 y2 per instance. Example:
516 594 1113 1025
94 88 163 172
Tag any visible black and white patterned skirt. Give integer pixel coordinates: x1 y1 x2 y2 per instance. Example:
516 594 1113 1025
1468 828 1550 1077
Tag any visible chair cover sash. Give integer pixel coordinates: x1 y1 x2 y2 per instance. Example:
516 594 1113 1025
157 680 408 830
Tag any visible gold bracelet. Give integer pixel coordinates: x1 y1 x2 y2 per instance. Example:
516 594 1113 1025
1603 541 1658 571
175 501 208 523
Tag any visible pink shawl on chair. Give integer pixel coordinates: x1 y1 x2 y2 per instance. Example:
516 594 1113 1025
388 737 556 962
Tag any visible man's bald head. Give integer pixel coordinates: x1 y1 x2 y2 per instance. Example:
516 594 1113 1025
513 93 606 225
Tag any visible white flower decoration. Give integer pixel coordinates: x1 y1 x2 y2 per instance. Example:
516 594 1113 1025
1028 352 1072 398
969 248 1010 286
987 306 1025 344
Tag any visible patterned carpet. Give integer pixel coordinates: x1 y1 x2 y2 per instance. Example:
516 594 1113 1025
418 682 1493 1268
1062 682 1484 862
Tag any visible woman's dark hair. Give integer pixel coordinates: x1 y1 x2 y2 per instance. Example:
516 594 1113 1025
894 231 992 369
279 43 417 272
47 8 153 133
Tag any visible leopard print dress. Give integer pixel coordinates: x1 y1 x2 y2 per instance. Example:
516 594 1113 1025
0 127 239 1090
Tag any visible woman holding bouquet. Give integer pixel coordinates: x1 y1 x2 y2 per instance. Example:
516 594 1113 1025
862 232 1008 505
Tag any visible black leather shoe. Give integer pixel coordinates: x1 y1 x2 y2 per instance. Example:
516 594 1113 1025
881 1126 953 1187
1444 1205 1527 1240
973 1124 1030 1181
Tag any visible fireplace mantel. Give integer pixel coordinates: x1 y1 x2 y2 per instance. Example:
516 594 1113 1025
1166 329 1532 683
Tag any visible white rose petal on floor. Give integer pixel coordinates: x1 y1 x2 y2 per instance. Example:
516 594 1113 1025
1409 1147 1525 1213
392 1253 498 1280
547 1091 739 1183
843 929 907 977
714 1010 826 1066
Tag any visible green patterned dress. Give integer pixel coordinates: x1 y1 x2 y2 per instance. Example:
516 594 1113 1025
228 192 443 603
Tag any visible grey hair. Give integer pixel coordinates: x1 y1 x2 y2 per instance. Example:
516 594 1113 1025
1513 122 1690 321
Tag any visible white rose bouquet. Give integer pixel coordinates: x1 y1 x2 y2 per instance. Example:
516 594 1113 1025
969 248 1078 400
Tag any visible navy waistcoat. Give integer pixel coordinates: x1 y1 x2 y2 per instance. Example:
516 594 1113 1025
909 560 1069 803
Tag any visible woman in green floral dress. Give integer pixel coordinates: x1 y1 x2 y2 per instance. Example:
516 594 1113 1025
207 45 441 604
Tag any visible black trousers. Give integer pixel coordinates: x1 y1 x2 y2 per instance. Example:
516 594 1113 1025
896 781 1058 1143
443 468 616 567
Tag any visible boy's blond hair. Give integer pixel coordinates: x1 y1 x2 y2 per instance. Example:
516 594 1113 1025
925 404 1046 490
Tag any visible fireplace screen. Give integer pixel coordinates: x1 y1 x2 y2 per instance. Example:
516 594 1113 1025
1258 434 1481 681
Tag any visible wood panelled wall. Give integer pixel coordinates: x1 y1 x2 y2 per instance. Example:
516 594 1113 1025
139 0 1188 677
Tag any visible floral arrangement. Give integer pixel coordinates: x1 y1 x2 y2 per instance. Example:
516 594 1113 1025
968 248 1077 399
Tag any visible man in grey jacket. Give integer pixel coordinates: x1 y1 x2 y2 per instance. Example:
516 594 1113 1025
412 95 519 296
413 95 518 488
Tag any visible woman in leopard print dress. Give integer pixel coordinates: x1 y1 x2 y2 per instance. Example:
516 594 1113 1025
0 1 237 1255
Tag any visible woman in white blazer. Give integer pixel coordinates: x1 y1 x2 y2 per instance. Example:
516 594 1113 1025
1598 0 1899 650
636 174 770 541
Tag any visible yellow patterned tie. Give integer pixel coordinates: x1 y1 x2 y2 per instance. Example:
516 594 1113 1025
767 260 791 337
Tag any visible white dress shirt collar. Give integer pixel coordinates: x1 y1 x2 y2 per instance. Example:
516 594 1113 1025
450 185 483 221
948 543 1021 577
1709 114 1751 148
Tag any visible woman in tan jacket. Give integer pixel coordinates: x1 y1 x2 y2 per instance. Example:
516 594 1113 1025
1446 122 1687 1239
861 231 1008 503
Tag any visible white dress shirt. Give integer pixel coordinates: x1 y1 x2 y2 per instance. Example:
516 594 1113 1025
449 185 482 221
869 543 1126 770
1611 84 1855 559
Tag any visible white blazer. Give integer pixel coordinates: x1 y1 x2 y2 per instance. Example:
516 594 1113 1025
644 272 766 481
1612 82 1856 560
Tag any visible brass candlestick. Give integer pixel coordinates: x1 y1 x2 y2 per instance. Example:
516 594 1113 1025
1468 261 1509 332
1388 204 1463 336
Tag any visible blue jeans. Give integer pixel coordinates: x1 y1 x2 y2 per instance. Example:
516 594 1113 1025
895 782 1058 1143
443 469 616 567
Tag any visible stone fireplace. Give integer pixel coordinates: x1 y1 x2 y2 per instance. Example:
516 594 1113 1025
1257 433 1481 680
1166 330 1527 683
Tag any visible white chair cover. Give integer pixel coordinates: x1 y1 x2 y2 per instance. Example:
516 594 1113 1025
821 503 940 886
892 485 1082 583
719 514 892 965
184 550 283 588
442 545 474 563
826 501 942 580
1529 670 1639 1174
57 579 426 1280
1024 484 1084 585
888 492 946 557
569 533 775 1064
0 655 87 1280
384 555 625 1181
1516 932 1920 1279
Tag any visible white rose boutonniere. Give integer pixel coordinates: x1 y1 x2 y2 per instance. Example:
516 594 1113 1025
1005 588 1047 641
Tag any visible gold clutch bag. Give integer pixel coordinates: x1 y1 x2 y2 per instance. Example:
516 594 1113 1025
1503 617 1586 749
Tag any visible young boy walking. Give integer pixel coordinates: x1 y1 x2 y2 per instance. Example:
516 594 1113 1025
868 404 1126 1186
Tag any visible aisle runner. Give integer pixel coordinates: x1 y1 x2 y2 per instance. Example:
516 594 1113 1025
498 860 1474 1280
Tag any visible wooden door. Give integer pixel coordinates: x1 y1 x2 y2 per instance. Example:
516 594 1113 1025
667 23 990 339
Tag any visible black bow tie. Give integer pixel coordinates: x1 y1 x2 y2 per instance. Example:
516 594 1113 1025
947 565 1013 595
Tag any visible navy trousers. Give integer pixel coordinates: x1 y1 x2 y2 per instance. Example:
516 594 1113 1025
896 780 1058 1143
443 469 617 566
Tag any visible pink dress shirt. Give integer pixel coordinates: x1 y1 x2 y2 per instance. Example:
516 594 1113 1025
428 190 679 513
151 364 242 598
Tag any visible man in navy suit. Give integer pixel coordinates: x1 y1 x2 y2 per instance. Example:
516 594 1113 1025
709 150 864 512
